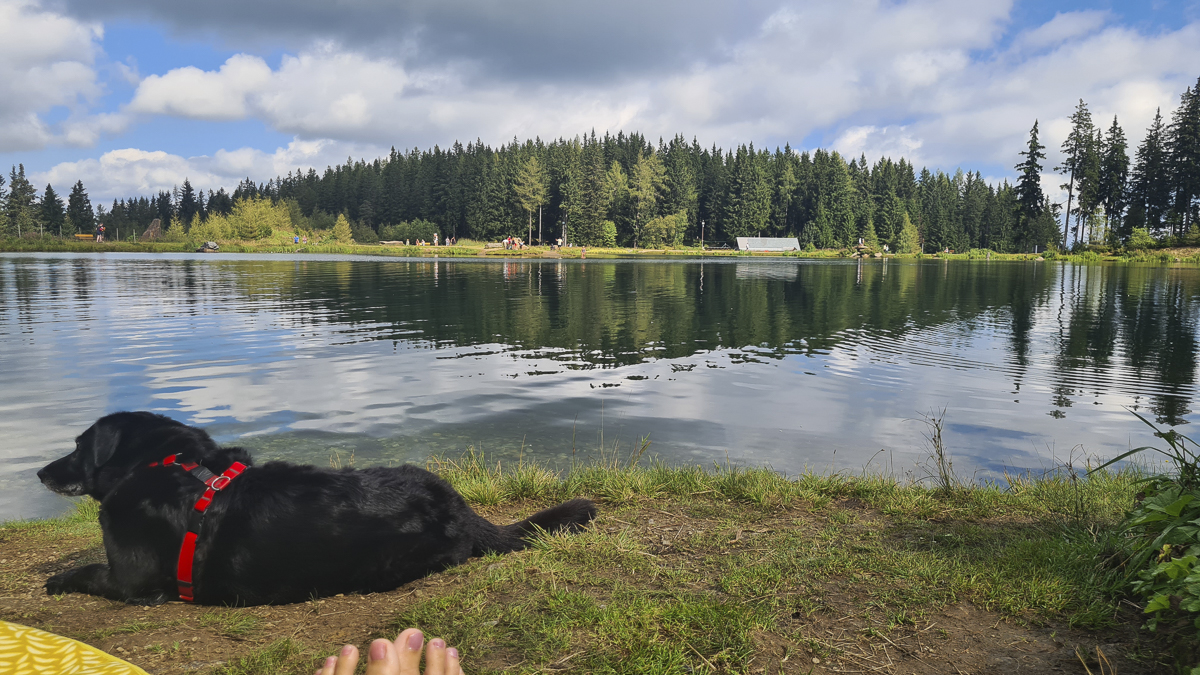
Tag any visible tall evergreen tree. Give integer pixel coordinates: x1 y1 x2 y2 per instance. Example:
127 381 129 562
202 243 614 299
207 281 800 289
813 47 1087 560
564 135 611 246
67 180 95 236
514 155 548 245
1166 79 1200 235
771 147 799 236
1057 100 1094 247
40 184 65 236
1015 121 1049 251
5 165 37 238
1075 128 1103 244
1098 116 1130 242
662 137 699 239
628 153 666 247
1128 109 1172 237
178 179 199 227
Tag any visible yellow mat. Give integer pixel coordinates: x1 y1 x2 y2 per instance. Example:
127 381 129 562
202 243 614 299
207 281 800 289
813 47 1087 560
0 620 149 675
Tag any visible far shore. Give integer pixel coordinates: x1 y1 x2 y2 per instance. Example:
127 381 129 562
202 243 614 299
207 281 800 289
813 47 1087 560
4 235 1200 265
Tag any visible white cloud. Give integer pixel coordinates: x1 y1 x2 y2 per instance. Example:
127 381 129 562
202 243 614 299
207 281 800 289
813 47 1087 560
31 138 391 202
128 54 272 120
0 0 107 151
14 0 1200 199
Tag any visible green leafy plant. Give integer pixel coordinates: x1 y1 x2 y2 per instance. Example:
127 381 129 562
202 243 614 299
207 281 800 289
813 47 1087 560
1093 412 1200 668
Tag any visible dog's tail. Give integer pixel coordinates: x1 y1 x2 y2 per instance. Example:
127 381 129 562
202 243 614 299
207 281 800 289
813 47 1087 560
505 498 597 540
474 498 597 555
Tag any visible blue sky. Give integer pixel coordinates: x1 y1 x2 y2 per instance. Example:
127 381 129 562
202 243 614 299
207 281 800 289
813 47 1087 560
1 0 1198 203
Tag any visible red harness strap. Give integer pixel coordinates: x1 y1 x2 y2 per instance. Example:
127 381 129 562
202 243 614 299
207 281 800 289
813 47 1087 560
149 454 248 602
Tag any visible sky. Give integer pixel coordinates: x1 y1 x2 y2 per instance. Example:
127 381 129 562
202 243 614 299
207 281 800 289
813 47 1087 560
1 0 1198 204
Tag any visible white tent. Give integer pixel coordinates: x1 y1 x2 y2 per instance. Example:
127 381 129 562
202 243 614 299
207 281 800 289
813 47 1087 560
735 237 801 252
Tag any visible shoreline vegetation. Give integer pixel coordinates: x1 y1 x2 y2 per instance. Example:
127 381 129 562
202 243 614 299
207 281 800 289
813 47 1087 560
3 232 1200 264
3 437 1199 674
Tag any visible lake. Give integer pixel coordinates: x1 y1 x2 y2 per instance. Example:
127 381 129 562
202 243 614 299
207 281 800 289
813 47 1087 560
2 253 1197 520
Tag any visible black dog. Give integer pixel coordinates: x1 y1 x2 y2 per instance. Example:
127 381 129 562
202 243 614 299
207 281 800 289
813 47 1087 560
38 412 596 605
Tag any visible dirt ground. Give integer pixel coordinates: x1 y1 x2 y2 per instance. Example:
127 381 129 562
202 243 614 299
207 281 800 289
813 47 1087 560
0 502 1167 674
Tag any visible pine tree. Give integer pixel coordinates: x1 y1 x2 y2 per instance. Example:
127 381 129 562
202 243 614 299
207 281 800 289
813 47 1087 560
1166 78 1200 236
628 153 666 247
564 137 611 246
771 147 799 236
179 179 199 226
40 184 65 236
662 137 699 240
67 181 95 236
1015 121 1048 250
1075 128 1103 244
514 155 548 245
1129 109 1172 237
1098 117 1130 242
5 164 37 238
722 145 772 239
1057 100 1094 246
896 212 920 253
332 213 354 243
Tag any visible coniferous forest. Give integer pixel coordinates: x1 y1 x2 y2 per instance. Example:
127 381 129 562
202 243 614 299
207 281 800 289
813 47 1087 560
2 76 1198 252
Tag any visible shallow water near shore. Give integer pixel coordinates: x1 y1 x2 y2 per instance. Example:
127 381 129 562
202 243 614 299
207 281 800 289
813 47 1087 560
2 252 1198 520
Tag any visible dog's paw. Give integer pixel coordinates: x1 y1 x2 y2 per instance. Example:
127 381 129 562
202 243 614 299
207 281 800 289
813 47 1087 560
45 570 78 596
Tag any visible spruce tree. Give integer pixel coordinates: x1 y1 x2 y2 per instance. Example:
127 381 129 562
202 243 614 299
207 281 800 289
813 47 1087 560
40 184 65 236
1098 116 1130 242
662 136 699 240
6 165 37 238
332 213 354 243
896 212 920 253
1166 79 1200 235
67 181 95 236
771 148 799 236
723 145 772 239
179 179 198 227
1057 100 1094 247
1129 109 1172 237
1015 121 1049 251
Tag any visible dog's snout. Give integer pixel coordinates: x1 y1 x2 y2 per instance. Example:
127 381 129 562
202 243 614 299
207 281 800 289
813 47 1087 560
37 467 47 483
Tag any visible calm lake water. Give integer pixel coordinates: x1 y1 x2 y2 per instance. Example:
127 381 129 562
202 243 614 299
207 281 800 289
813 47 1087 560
3 253 1198 520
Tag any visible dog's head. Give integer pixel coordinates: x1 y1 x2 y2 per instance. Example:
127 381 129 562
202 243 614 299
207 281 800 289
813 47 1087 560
38 412 188 499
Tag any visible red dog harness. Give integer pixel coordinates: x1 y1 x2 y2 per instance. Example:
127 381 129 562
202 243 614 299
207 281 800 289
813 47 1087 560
148 454 248 602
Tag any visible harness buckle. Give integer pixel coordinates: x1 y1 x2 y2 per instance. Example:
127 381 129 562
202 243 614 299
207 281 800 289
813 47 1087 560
209 475 232 490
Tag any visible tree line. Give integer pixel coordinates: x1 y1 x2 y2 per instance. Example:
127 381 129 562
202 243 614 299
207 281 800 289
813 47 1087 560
2 75 1196 252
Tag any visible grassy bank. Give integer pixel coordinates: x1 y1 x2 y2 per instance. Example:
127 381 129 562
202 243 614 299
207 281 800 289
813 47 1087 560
0 453 1182 674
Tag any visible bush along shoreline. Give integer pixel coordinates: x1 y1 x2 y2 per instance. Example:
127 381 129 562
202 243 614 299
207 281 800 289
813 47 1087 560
4 439 1199 674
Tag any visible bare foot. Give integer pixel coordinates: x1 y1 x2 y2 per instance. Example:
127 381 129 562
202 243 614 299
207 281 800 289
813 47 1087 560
316 628 463 675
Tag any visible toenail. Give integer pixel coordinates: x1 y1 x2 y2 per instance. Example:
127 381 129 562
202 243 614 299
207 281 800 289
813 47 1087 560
430 638 445 649
370 640 387 661
326 656 337 666
407 631 424 651
447 647 459 659
341 645 354 656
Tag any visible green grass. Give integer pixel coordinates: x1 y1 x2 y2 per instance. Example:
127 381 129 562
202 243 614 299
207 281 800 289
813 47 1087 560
398 452 1147 673
216 639 318 675
4 454 1155 674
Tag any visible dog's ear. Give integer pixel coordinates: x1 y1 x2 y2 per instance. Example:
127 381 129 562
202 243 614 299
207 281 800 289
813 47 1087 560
89 423 121 468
